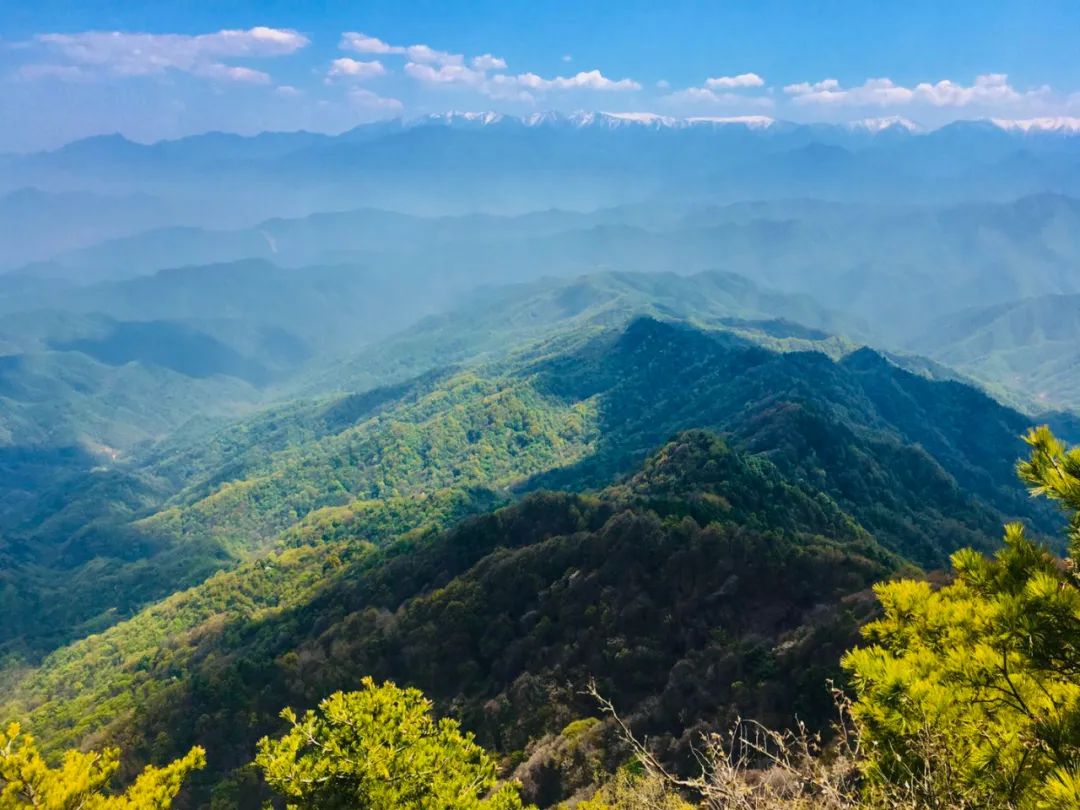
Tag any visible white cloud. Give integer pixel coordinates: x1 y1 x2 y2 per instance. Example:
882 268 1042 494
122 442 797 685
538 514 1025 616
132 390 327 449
339 32 463 67
405 61 486 86
511 69 641 91
275 84 301 97
347 87 403 110
28 26 308 83
562 54 573 63
199 63 271 84
783 78 841 95
913 73 1021 106
339 32 396 55
472 53 507 71
405 43 462 66
341 31 639 100
327 57 386 81
665 86 774 108
13 63 90 82
784 73 1042 108
483 75 537 102
665 73 770 108
705 72 764 89
656 79 670 89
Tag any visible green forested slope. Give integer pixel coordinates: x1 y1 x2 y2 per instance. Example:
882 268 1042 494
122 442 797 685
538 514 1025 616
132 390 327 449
2 314 1057 662
1 431 898 807
913 292 1080 412
130 317 1057 572
0 371 594 660
0 270 862 662
0 317 1062 806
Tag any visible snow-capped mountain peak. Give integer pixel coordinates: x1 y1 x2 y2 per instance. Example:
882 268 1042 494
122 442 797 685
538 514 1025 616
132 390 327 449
398 111 1080 138
418 111 508 128
847 116 923 133
991 117 1080 134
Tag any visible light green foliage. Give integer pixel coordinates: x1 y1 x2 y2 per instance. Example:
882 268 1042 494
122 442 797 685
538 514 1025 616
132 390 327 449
140 373 596 552
844 425 1080 809
0 722 204 809
1017 425 1080 559
254 677 528 809
0 542 355 754
572 770 695 810
0 373 593 753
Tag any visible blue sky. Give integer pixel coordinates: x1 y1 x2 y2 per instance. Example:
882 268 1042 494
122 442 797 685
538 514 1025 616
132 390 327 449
1 0 1078 151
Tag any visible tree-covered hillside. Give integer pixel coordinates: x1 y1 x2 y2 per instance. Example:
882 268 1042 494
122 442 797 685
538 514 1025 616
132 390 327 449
1 313 1060 664
0 430 900 807
0 270 863 662
0 316 1064 806
913 292 1080 413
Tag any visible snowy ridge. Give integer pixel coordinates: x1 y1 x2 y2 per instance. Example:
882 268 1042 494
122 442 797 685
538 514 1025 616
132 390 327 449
412 110 780 131
846 116 923 133
990 117 1080 134
408 111 1080 137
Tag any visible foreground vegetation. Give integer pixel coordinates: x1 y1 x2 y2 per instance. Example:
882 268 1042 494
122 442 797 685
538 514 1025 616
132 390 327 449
0 724 204 809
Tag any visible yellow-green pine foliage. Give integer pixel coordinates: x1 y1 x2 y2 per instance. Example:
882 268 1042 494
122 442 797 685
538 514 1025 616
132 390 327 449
0 722 204 809
844 425 1080 809
573 769 695 810
254 677 529 809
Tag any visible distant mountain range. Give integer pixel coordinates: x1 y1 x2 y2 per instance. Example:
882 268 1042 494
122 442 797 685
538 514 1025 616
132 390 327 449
4 111 1080 228
9 112 1080 159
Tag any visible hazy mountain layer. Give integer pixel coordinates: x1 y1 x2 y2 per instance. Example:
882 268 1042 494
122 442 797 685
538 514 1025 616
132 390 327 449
913 293 1080 412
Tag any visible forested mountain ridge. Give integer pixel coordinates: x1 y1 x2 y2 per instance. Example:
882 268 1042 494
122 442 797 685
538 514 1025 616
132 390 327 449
1 313 1060 664
0 268 854 455
0 269 867 663
7 193 1080 464
0 313 1065 806
0 429 903 807
6 6 1080 801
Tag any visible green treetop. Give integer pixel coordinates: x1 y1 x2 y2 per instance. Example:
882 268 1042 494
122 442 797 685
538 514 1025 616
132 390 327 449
844 426 1080 809
255 677 530 809
0 723 204 809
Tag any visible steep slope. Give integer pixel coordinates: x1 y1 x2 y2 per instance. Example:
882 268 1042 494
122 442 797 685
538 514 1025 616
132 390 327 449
0 368 591 660
0 317 1063 804
0 270 859 662
310 269 863 395
2 291 1054 665
0 431 901 807
129 317 1052 575
913 293 1080 412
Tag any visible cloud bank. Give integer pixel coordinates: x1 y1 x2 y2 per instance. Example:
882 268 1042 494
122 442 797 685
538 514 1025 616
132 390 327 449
25 27 309 84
